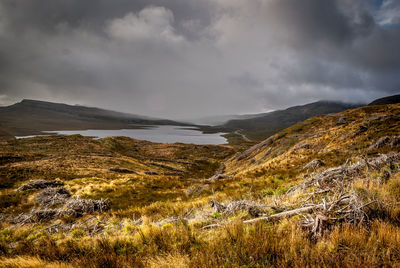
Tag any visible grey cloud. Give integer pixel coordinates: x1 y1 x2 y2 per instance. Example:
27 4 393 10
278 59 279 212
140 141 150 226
0 0 399 119
0 0 214 39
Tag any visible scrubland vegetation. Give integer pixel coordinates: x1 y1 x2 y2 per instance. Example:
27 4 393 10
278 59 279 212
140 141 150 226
0 104 399 267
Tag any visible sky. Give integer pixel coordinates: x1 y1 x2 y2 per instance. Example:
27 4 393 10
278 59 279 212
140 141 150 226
0 0 399 119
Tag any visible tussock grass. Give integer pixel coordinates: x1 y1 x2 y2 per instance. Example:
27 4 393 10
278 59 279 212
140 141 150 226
0 104 399 267
1 218 400 267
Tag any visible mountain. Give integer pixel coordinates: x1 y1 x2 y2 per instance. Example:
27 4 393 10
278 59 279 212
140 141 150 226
369 93 400 106
218 101 362 141
0 99 187 137
0 103 399 267
224 102 400 179
185 113 268 126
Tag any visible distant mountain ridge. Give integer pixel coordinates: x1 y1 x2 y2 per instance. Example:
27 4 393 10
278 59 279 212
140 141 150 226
217 101 363 141
0 99 187 137
0 95 396 141
186 113 269 126
369 94 400 106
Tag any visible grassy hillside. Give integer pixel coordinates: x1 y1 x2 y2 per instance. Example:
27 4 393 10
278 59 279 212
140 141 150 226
224 104 400 178
219 101 361 141
0 99 188 137
0 104 399 267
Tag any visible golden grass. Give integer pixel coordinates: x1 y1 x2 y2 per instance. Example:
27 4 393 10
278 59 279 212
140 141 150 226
1 218 400 267
0 256 73 268
0 104 399 267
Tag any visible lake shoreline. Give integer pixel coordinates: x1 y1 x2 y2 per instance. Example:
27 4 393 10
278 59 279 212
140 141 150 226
15 125 228 145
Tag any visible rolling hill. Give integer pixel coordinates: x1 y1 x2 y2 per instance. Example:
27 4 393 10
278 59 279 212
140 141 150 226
0 99 188 138
223 103 400 179
0 104 400 267
369 93 400 105
0 103 399 266
218 101 362 141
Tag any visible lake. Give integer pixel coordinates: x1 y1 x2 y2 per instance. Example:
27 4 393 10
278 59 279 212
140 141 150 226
16 125 228 145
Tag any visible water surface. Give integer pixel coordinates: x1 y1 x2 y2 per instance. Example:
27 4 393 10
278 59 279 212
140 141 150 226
17 125 227 145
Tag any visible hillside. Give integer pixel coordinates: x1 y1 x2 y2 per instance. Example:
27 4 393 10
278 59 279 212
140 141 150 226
0 99 187 137
186 113 267 126
223 103 399 180
218 101 361 141
0 104 399 267
369 93 400 105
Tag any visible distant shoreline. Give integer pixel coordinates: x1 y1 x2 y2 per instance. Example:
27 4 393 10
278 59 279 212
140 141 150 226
13 126 228 145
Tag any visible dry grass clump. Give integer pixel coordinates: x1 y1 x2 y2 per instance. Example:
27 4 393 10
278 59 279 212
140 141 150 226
0 105 399 266
185 184 209 196
2 219 400 267
0 256 73 268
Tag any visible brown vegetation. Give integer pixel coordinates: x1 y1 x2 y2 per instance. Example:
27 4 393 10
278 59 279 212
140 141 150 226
0 104 399 267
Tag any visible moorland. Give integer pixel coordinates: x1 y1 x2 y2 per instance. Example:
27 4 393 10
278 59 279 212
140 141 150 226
0 102 399 267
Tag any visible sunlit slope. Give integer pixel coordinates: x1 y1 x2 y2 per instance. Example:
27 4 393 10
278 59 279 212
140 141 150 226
224 104 400 180
219 100 361 141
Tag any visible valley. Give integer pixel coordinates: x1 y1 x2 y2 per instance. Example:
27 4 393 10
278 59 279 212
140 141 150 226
2 1 399 266
0 102 399 267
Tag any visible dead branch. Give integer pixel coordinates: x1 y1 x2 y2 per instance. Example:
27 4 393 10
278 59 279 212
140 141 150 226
17 179 64 191
243 204 323 224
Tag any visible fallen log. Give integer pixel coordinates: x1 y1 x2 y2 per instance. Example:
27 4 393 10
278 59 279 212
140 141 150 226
242 204 323 224
202 204 323 229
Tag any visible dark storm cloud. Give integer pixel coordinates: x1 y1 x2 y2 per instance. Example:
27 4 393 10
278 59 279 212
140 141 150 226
0 0 214 39
0 0 399 118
